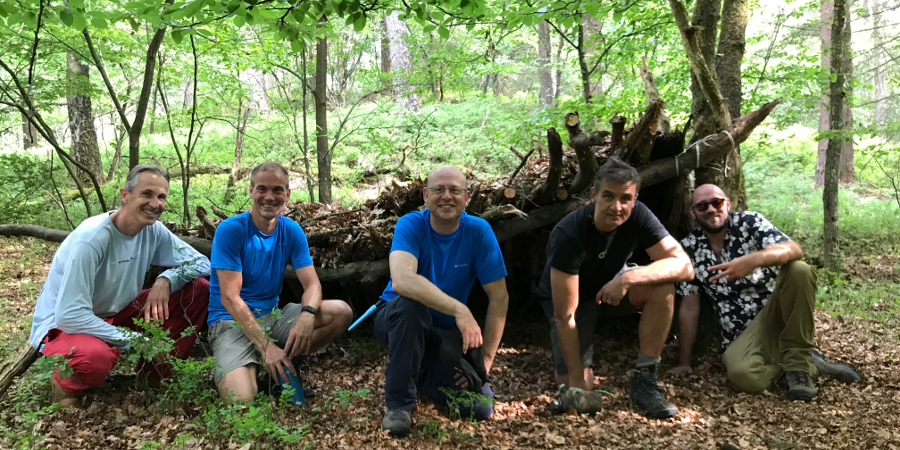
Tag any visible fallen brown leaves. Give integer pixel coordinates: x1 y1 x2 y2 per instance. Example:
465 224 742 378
2 238 899 450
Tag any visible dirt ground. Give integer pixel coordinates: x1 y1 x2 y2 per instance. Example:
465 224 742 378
1 236 899 450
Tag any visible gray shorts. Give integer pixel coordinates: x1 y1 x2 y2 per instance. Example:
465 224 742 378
208 303 305 383
541 264 640 376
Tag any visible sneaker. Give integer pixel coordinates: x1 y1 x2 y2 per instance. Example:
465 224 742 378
630 365 678 419
784 371 817 402
549 388 604 415
382 409 411 436
811 350 863 384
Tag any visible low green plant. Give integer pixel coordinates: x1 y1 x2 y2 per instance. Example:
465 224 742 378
319 387 371 410
197 393 309 448
438 387 494 421
421 419 446 443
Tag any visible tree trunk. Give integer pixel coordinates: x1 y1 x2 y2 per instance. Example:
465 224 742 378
22 113 39 149
380 17 391 75
148 82 158 134
554 35 564 99
384 11 419 111
302 52 315 203
686 0 724 190
712 0 748 210
871 0 886 132
127 25 169 170
537 21 554 107
816 0 855 187
576 24 592 104
824 0 846 273
315 35 331 204
66 51 104 185
182 76 194 109
226 101 251 192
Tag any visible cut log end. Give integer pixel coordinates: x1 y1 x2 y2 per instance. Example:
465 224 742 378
556 187 569 200
565 112 580 127
503 188 516 199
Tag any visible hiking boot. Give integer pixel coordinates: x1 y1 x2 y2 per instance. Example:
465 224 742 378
811 350 863 384
630 365 678 419
549 388 604 415
785 371 817 402
382 409 411 436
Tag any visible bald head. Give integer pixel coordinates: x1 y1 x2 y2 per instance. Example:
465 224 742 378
692 184 727 204
427 165 466 187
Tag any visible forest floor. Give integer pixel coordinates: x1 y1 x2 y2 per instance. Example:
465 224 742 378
1 236 899 450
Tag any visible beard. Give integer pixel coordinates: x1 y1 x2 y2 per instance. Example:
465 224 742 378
697 215 728 234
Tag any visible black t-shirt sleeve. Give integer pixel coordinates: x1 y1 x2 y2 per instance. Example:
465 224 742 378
546 224 584 275
633 202 671 251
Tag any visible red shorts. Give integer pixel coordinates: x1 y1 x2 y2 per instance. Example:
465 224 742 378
40 278 209 393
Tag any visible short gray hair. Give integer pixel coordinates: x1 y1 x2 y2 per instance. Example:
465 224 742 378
250 161 290 189
592 157 641 191
123 165 169 192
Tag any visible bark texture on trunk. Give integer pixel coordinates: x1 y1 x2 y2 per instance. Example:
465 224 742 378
315 35 331 204
823 0 846 272
22 113 39 149
713 0 748 210
66 51 104 184
537 21 553 107
380 17 391 75
816 0 855 187
384 11 419 111
576 24 592 104
871 0 886 129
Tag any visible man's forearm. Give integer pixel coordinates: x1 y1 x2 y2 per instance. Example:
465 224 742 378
481 293 508 368
393 273 468 317
748 242 803 269
222 296 272 352
624 257 693 287
300 284 323 310
555 319 585 385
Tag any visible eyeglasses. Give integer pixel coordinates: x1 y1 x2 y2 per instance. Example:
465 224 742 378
691 198 726 211
427 185 467 196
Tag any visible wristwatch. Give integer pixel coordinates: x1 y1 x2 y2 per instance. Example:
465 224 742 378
300 305 317 316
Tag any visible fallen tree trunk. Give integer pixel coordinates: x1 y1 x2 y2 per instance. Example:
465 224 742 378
0 346 40 399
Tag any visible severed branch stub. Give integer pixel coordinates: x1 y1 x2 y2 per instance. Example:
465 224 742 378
609 114 626 151
564 112 602 194
640 57 671 133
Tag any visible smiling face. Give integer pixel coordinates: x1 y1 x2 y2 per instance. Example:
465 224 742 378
249 169 291 224
424 165 470 233
690 184 731 234
590 179 638 232
119 171 168 230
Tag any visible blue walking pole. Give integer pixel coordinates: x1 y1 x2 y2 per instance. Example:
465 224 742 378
348 300 385 331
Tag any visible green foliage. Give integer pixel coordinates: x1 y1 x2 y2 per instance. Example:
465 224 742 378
319 387 371 410
421 419 447 442
816 268 900 323
438 386 494 421
197 393 309 447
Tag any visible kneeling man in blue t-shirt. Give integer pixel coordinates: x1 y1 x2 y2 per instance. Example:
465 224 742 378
376 165 509 436
208 162 352 403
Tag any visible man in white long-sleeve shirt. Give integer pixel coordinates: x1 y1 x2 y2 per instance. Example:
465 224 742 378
29 165 210 406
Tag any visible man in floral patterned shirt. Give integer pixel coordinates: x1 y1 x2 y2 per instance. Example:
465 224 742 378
671 184 860 402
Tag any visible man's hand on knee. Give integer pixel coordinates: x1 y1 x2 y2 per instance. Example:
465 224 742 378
454 309 483 352
596 275 629 306
284 313 315 358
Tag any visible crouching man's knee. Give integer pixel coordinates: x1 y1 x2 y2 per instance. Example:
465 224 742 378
725 358 774 394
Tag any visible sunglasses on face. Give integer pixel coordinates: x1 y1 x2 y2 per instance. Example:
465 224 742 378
692 197 726 211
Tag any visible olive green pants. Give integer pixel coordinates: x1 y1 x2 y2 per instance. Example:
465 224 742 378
721 260 818 393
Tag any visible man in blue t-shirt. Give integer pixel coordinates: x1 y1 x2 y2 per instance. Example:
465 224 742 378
376 165 509 436
208 162 352 403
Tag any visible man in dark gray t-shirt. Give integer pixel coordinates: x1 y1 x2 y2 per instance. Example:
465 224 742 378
539 157 694 419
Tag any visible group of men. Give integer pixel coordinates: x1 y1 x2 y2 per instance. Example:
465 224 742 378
29 158 860 437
